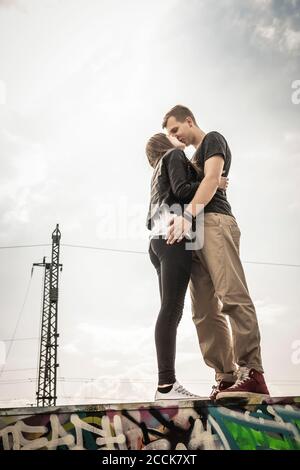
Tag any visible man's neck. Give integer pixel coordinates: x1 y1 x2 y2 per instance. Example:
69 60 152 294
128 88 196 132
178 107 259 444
193 128 206 149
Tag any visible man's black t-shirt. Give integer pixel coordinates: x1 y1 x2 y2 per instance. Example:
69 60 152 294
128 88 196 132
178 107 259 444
192 131 234 217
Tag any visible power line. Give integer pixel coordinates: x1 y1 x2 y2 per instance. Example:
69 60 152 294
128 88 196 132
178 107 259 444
0 242 299 268
242 260 300 268
56 378 300 384
60 244 300 267
36 270 45 399
0 368 37 373
0 337 38 342
1 376 300 385
0 398 33 401
57 378 212 384
0 378 36 385
0 244 50 249
0 275 33 379
63 243 148 255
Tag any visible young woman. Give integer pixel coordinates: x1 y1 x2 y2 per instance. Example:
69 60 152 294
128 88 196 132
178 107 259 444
145 133 227 400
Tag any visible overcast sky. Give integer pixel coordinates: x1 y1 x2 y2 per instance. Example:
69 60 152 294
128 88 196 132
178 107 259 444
0 0 300 408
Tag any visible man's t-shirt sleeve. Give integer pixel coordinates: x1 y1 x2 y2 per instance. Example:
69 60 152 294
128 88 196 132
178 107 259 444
202 131 227 163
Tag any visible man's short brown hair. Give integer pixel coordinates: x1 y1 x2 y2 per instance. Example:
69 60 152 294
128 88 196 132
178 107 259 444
162 104 197 129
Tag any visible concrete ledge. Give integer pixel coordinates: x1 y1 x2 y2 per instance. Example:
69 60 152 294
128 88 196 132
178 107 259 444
0 396 299 450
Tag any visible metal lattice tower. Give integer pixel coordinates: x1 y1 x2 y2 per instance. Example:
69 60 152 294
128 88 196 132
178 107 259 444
34 224 62 407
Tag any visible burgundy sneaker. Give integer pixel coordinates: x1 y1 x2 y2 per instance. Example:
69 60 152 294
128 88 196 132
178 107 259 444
216 367 270 400
210 380 235 401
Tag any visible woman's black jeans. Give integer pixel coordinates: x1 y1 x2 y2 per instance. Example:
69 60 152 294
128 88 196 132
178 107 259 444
148 236 193 386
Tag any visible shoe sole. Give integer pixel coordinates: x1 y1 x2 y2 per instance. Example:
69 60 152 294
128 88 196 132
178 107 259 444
217 391 270 399
216 392 270 405
154 396 202 402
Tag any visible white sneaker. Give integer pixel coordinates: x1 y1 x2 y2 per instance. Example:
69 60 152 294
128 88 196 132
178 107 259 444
154 380 202 401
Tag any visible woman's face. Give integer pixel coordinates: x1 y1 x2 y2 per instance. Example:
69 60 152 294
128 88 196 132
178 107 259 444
167 134 186 150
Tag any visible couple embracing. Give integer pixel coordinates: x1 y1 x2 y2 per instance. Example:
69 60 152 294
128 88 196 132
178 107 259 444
145 105 269 402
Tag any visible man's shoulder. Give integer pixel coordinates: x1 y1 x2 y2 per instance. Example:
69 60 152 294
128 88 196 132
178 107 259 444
204 131 227 144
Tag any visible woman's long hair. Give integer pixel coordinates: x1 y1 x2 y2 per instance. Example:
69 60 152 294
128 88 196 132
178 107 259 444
145 133 175 169
145 132 201 177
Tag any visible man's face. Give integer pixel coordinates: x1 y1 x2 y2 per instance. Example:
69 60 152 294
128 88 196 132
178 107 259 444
166 116 194 146
167 134 186 150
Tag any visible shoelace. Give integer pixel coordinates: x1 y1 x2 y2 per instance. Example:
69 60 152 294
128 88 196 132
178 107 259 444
211 383 221 393
231 368 251 389
174 384 198 397
212 379 223 390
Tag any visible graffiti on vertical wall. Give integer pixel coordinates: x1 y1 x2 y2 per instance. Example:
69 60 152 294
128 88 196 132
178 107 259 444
0 398 300 450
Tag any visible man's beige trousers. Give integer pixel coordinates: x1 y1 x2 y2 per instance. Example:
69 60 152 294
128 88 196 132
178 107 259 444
189 212 263 381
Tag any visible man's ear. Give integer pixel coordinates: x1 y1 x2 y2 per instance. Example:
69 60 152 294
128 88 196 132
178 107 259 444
186 116 193 127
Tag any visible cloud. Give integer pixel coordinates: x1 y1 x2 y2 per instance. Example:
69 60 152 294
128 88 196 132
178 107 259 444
70 375 153 403
0 0 25 12
239 0 300 55
0 0 16 7
0 129 49 230
61 343 80 356
76 322 155 358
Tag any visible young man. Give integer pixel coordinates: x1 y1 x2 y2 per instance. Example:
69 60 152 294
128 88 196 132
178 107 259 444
162 105 269 400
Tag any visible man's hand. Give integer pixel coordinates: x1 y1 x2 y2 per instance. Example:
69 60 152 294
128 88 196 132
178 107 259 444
167 215 192 244
166 156 225 245
219 176 229 190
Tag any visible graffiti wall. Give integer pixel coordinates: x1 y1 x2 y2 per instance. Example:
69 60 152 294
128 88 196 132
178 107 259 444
0 397 299 450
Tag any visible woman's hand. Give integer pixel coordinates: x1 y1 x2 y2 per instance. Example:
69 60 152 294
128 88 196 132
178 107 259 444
219 176 229 190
